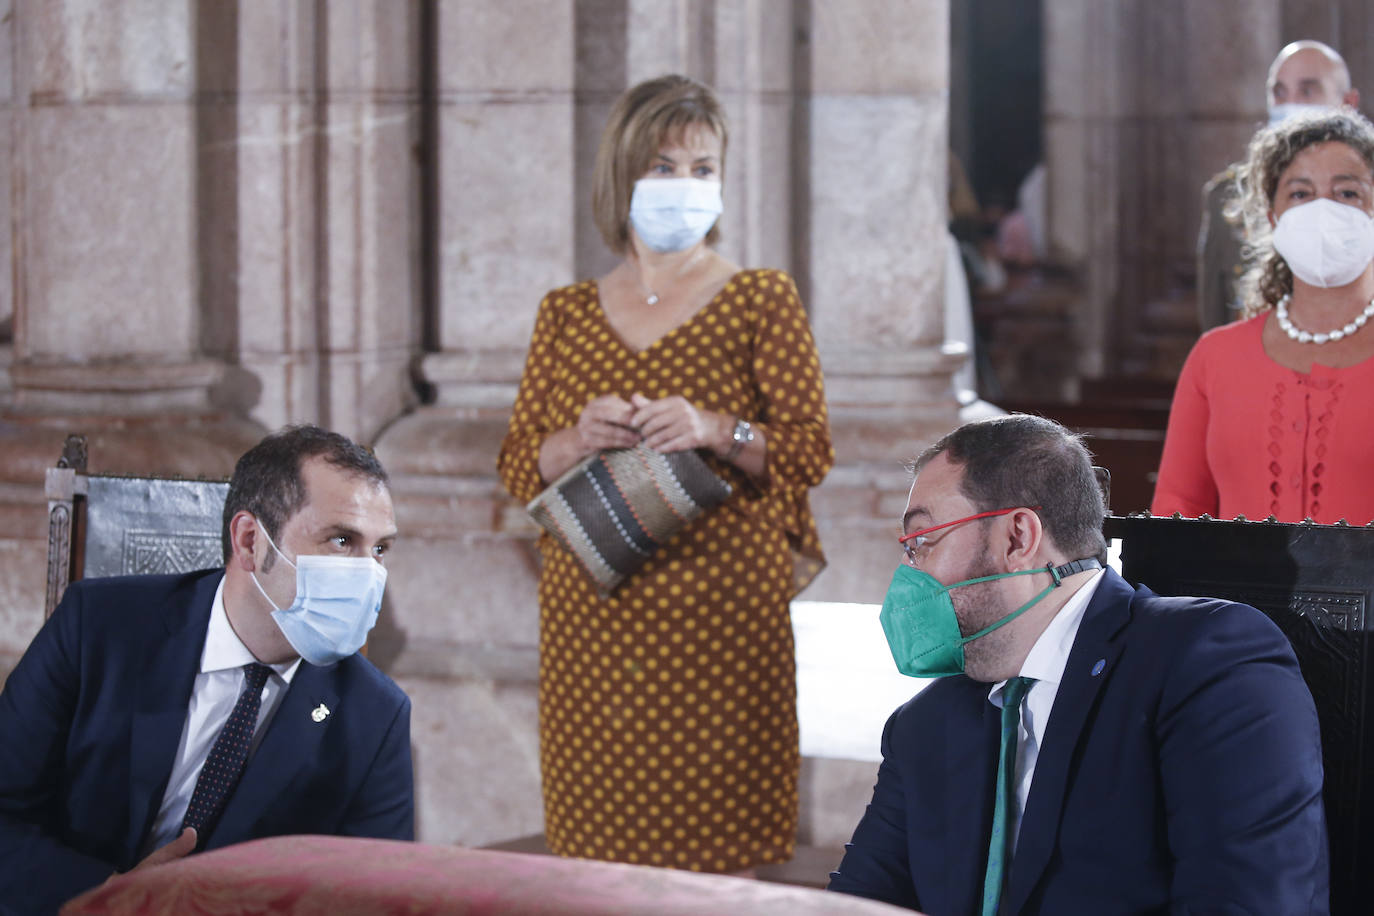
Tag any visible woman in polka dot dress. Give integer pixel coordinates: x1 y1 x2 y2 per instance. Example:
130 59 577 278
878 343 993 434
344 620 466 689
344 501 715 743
498 74 833 874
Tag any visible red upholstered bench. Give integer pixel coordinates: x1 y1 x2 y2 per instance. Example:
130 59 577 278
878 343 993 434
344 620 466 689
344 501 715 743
61 835 917 915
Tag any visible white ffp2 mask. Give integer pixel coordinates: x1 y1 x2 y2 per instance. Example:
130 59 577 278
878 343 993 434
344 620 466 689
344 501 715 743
1272 198 1374 289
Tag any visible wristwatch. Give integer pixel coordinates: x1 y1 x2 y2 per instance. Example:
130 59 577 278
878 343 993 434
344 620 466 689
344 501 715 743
725 418 755 462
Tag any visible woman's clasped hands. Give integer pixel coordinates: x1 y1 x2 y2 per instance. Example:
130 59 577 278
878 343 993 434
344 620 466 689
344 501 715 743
575 393 728 456
574 395 641 452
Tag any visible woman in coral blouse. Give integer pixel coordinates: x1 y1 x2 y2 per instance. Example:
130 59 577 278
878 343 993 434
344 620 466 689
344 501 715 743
1153 109 1374 524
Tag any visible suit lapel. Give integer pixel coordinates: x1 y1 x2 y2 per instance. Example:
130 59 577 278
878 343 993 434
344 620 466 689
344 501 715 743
208 663 338 846
127 572 221 861
944 683 1001 915
1004 570 1135 914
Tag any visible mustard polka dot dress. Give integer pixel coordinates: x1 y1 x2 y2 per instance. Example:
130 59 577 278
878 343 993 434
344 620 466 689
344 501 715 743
498 268 834 872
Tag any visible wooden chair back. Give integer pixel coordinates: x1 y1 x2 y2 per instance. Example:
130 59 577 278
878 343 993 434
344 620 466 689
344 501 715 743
45 434 229 618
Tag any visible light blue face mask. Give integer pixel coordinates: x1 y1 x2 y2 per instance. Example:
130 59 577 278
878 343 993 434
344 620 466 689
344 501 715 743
250 522 387 666
628 177 723 252
1267 102 1329 127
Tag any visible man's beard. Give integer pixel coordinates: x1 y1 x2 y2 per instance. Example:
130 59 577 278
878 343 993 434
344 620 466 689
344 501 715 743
950 531 1017 680
950 532 1003 636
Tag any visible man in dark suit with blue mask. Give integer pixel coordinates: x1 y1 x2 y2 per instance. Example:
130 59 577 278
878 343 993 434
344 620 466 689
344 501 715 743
828 414 1329 915
0 425 414 915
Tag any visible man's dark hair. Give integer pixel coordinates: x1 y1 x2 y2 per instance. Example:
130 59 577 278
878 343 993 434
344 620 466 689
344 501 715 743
221 425 389 563
914 414 1107 562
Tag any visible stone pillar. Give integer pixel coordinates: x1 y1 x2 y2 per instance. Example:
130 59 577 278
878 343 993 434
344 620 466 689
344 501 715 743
1044 0 1281 381
709 1 801 275
0 1 262 669
789 0 959 852
201 1 422 442
801 0 959 604
373 0 578 846
0 0 425 685
4 0 260 450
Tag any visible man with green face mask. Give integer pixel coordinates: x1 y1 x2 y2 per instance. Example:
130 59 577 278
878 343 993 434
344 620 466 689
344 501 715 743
827 414 1328 915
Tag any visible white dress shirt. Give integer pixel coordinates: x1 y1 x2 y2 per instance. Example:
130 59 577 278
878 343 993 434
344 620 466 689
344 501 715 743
144 577 300 853
987 567 1105 853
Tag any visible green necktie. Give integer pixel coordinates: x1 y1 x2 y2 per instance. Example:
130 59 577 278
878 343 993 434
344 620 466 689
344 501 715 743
981 676 1036 916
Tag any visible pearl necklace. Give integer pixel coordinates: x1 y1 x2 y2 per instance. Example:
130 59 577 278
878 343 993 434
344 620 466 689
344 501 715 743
1275 293 1374 344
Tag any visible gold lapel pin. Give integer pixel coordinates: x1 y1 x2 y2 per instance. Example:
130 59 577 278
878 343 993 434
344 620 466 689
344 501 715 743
311 703 331 723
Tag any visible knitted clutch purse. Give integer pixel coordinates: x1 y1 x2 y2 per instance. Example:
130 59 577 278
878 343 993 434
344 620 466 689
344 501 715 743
527 444 733 594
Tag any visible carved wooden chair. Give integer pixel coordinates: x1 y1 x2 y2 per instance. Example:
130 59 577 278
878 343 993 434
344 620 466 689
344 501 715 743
1105 513 1374 916
44 434 230 618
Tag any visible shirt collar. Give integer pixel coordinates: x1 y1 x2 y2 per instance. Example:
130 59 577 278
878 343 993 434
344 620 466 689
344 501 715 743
203 576 301 684
989 567 1105 705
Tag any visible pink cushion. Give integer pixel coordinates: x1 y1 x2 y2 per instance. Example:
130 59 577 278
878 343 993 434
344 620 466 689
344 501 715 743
61 835 918 915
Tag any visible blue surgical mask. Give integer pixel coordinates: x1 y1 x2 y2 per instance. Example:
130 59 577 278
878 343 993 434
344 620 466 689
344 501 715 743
629 177 723 252
250 522 388 666
879 558 1101 678
1267 102 1329 127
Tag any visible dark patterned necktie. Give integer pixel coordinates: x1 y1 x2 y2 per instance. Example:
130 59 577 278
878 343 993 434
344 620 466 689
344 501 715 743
981 676 1036 916
181 662 272 841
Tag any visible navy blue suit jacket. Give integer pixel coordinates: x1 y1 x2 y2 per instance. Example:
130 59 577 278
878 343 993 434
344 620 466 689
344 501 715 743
0 569 414 915
829 570 1329 914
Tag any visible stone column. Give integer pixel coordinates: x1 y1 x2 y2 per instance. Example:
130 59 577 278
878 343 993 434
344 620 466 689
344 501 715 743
373 0 578 846
1044 0 1281 381
3 0 261 458
1042 0 1125 383
315 3 423 441
0 1 262 669
709 1 800 275
0 0 425 687
789 0 959 853
801 0 959 604
202 1 422 442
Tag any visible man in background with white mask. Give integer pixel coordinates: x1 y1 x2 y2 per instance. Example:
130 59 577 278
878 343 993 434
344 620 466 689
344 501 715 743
0 425 413 915
828 414 1328 914
1198 40 1360 331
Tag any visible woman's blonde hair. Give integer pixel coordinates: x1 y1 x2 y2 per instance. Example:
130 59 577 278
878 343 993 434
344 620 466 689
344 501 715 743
591 74 728 255
1233 109 1374 317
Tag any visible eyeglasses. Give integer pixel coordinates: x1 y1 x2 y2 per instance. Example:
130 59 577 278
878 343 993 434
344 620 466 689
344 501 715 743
898 506 1039 565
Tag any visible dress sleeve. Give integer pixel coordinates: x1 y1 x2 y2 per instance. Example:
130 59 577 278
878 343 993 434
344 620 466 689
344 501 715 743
743 270 834 592
498 291 563 504
1151 339 1218 518
748 270 834 492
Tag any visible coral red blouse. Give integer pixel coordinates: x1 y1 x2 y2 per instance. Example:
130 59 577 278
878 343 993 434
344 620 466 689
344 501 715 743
1152 313 1374 525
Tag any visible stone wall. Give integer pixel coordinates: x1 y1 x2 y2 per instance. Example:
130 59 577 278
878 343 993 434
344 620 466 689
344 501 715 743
0 0 957 850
